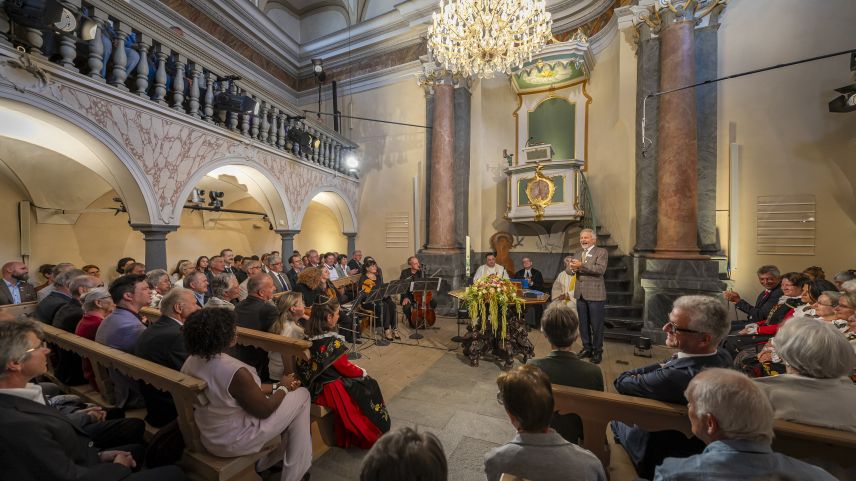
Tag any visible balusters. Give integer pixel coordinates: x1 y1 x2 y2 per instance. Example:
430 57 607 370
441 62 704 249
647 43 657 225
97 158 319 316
276 111 286 149
151 46 169 104
86 10 107 80
109 22 131 90
58 0 81 70
259 101 269 142
320 134 329 167
250 96 260 138
134 35 150 97
267 107 277 146
285 117 295 151
23 25 44 57
227 82 239 131
202 71 214 122
187 63 201 117
215 80 228 125
171 53 185 111
240 90 251 136
334 144 342 172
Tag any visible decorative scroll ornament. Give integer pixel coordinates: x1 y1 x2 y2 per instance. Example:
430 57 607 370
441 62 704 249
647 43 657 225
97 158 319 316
525 163 555 221
0 46 49 93
427 0 552 79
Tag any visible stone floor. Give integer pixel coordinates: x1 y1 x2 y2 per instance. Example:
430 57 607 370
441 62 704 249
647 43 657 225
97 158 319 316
307 315 674 481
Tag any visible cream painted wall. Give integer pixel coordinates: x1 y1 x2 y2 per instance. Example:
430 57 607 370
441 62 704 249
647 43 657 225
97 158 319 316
717 0 856 295
295 201 348 254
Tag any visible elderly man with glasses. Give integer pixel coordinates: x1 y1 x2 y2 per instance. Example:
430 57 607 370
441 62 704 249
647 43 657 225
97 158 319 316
611 295 733 480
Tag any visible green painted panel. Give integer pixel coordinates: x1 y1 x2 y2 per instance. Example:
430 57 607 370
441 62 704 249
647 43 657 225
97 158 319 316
517 176 564 206
528 99 575 160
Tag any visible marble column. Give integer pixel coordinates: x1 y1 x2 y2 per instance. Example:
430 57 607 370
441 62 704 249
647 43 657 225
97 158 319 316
131 224 178 271
275 229 299 257
344 233 357 256
651 19 705 260
425 79 456 251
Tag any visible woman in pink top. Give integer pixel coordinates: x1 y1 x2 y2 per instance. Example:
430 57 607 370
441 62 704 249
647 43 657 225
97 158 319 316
181 309 312 481
73 288 114 391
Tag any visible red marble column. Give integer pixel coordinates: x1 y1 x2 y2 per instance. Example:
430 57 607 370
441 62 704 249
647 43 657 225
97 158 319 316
426 81 456 251
652 20 707 259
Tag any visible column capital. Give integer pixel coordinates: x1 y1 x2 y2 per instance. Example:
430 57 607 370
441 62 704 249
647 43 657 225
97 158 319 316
274 229 300 237
130 224 179 236
343 232 357 238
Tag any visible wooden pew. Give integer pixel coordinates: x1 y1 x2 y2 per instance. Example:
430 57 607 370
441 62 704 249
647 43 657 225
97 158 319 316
0 300 38 320
552 385 856 472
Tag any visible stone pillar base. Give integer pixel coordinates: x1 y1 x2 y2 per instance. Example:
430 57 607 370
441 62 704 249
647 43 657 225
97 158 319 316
648 251 709 260
417 249 467 316
639 257 725 344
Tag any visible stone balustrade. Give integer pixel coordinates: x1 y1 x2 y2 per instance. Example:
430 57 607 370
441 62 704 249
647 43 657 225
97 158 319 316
0 0 356 176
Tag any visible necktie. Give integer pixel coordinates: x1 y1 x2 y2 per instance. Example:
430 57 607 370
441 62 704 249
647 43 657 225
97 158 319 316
279 274 289 291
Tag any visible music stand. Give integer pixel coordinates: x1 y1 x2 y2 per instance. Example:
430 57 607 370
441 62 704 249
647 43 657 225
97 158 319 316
340 288 368 359
409 277 442 340
361 286 389 347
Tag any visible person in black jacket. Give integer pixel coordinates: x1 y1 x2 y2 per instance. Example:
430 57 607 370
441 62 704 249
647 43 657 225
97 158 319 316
34 268 84 323
514 257 545 328
52 274 102 385
134 289 199 427
612 295 732 480
0 318 185 481
231 274 278 379
723 265 782 325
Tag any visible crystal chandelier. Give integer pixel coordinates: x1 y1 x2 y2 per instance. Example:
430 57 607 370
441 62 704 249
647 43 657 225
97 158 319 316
427 0 552 79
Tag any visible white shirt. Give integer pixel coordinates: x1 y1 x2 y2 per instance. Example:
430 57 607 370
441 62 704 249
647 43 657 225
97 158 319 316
474 264 509 281
326 264 340 281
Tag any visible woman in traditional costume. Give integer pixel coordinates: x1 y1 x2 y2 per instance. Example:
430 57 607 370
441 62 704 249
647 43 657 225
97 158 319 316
297 295 390 448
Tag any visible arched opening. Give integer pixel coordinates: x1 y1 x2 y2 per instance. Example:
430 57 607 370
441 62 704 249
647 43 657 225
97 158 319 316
296 190 358 255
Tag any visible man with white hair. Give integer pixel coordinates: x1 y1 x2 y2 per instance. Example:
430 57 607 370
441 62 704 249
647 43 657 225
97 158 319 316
654 368 837 480
569 228 608 364
34 267 84 323
612 295 733 479
205 272 239 309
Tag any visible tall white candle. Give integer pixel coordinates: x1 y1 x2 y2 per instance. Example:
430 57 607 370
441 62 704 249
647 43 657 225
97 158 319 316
465 235 471 277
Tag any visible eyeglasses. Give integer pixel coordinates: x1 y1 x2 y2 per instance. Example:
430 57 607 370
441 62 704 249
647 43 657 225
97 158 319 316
20 340 47 359
814 301 836 308
665 321 702 334
496 391 504 406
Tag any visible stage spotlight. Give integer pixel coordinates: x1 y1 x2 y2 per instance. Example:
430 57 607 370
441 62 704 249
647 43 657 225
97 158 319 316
208 191 224 210
190 188 205 204
214 92 260 116
829 52 856 113
345 153 359 171
311 58 326 82
5 0 77 33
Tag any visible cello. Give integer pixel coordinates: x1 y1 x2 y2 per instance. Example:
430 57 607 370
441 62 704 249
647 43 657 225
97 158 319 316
407 267 436 329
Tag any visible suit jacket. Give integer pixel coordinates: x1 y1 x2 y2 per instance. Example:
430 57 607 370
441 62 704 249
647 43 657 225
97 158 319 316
514 267 545 292
399 268 424 304
613 349 733 476
573 246 608 301
268 271 292 293
34 290 72 323
528 351 603 444
134 316 188 427
347 259 362 274
228 266 248 284
0 280 37 306
736 285 783 323
232 296 279 379
51 299 87 386
286 268 299 289
0 393 131 481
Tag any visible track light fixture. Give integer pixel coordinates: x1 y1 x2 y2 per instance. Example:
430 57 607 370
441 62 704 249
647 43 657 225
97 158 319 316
829 53 856 113
190 188 205 204
208 191 224 210
214 75 260 115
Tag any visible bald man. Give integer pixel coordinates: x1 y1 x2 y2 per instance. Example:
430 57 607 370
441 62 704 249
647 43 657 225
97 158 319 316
0 261 36 306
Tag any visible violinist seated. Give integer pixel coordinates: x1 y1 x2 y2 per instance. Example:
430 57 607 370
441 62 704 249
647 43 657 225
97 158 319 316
361 260 399 341
399 256 436 323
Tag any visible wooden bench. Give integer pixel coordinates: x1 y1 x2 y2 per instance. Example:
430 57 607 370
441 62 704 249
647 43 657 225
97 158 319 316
552 385 856 472
0 300 38 320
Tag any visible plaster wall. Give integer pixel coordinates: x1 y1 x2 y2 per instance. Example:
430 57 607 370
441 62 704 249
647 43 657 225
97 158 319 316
717 0 856 295
295 201 348 254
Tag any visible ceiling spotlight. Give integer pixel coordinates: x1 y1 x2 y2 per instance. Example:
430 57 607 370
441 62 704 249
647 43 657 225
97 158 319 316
311 58 326 82
208 190 224 210
829 52 856 113
214 92 260 116
5 0 77 33
190 188 205 204
345 153 359 170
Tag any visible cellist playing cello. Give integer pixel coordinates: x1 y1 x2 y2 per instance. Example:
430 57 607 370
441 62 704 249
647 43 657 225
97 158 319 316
399 256 437 328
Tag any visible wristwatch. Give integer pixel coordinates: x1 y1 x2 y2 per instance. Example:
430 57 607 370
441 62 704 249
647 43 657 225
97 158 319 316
272 382 288 395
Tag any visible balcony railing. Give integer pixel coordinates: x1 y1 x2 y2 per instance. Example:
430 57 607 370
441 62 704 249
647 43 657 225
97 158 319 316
0 0 356 176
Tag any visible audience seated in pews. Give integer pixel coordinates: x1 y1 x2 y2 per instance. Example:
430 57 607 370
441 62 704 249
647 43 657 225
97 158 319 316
754 317 856 432
34 266 82 322
184 271 209 307
34 263 55 295
297 296 390 448
737 272 808 337
52 274 102 385
125 263 146 276
238 259 263 301
74 287 115 391
527 303 603 444
231 274 279 380
485 364 605 481
169 259 192 286
612 295 731 480
180 308 311 481
205 272 239 309
133 288 199 428
267 255 293 293
359 427 447 481
0 319 185 481
653 368 838 481
268 292 309 381
723 265 782 325
833 269 856 290
146 269 172 309
37 262 75 302
0 261 37 306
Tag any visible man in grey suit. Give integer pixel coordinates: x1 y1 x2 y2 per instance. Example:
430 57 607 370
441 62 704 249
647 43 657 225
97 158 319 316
0 261 37 306
266 254 292 293
569 228 608 364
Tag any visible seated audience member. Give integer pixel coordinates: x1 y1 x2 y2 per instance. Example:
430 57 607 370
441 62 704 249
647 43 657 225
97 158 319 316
232 274 279 379
348 250 363 275
52 274 102 385
34 266 82 321
238 259 262 301
1 261 37 306
296 267 325 307
267 255 292 293
527 304 603 444
653 368 838 481
115 257 135 280
791 279 838 319
205 272 239 310
206 255 225 290
515 256 545 327
306 249 321 268
134 288 199 428
485 364 605 481
39 262 75 301
323 252 340 282
268 292 309 381
169 259 191 285
612 295 731 479
194 255 209 274
181 309 311 481
754 317 856 432
95 274 151 407
833 269 856 291
82 264 101 278
723 265 782 324
736 271 808 337
185 271 209 307
803 265 826 281
551 255 577 310
125 262 146 276
75 288 115 390
360 427 447 481
34 263 56 293
286 254 302 287
813 290 844 323
146 269 172 308
0 319 185 481
335 254 349 279
297 296 390 448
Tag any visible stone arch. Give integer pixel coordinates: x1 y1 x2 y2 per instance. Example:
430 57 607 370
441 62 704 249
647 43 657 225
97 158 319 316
299 186 358 234
0 96 159 224
172 156 296 230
